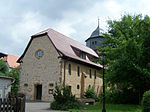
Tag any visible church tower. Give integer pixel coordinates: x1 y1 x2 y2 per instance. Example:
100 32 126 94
85 19 106 51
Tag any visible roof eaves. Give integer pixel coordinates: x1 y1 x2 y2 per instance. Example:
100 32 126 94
61 55 102 69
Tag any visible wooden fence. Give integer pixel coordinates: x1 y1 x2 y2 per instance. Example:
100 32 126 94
0 93 25 112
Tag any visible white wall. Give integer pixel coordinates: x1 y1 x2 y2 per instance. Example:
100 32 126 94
0 78 12 99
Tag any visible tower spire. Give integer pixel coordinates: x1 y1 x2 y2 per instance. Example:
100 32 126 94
98 17 100 27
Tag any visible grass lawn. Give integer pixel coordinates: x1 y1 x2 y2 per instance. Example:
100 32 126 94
69 103 141 112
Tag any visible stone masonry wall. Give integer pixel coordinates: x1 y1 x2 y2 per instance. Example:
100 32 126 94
19 35 61 101
62 60 102 98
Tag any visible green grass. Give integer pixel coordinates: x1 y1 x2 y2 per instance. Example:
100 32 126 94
69 103 141 112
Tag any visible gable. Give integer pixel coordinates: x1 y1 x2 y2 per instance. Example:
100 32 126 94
18 34 61 63
19 35 60 64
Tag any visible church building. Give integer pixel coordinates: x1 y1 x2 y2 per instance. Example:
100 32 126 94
18 24 105 101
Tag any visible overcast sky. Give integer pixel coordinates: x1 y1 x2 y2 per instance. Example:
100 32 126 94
0 0 150 56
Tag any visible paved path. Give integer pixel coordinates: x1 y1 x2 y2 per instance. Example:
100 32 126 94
26 102 68 112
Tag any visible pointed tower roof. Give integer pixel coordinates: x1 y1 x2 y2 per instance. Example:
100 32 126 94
90 18 103 37
90 25 103 37
85 18 104 42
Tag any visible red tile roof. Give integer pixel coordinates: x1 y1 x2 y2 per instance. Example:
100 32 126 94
2 54 20 68
18 28 102 68
6 54 20 68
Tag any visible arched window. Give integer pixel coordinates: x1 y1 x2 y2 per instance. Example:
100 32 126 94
77 66 80 76
94 70 96 79
89 69 92 78
68 64 71 75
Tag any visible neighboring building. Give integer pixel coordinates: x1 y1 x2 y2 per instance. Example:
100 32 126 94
0 52 20 70
85 22 106 51
0 76 14 99
17 28 103 101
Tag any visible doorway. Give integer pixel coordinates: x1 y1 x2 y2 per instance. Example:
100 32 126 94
35 84 42 100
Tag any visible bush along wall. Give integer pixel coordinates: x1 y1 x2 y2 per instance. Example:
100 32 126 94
141 90 150 112
51 84 81 110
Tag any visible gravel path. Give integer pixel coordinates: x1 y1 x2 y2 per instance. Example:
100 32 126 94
26 102 68 112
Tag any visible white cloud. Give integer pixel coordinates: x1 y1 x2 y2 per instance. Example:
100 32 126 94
1 0 150 56
11 12 43 43
104 0 121 14
56 22 76 37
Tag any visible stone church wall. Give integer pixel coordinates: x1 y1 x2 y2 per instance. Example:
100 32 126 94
19 35 61 101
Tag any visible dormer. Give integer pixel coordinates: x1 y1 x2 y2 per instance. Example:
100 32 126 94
71 46 97 62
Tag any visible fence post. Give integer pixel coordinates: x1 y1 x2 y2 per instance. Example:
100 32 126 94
0 98 2 111
10 98 13 112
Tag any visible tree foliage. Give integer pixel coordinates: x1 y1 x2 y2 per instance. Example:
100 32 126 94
8 67 20 93
0 60 9 75
100 14 150 103
0 59 20 93
141 90 150 112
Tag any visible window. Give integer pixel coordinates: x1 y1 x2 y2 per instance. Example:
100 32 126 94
95 41 97 45
68 64 71 75
94 70 96 79
77 85 80 89
92 41 97 45
80 52 86 59
71 46 86 60
88 85 91 88
49 83 54 87
24 83 28 87
77 66 80 76
69 86 71 92
35 49 43 59
89 69 92 78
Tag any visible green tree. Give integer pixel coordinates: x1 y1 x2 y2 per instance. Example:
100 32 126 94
100 14 150 103
0 59 20 93
8 67 20 93
0 60 9 75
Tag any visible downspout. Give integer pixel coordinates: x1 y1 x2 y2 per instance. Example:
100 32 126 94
64 60 66 85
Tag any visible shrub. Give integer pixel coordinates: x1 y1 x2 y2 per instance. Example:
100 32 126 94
51 84 81 110
141 90 150 112
84 86 97 100
99 88 139 104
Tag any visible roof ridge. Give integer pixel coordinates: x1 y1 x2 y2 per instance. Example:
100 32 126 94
48 28 97 53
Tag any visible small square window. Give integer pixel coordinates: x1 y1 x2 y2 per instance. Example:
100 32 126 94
49 83 54 87
24 83 28 87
